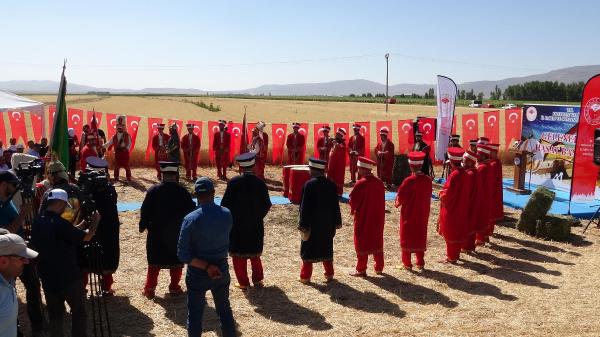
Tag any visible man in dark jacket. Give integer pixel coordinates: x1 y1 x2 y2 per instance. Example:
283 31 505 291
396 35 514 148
221 152 271 290
139 161 195 299
298 157 342 283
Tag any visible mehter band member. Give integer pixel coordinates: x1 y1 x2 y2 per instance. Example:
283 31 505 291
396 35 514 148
221 152 271 290
286 122 305 165
139 161 196 299
213 120 231 180
348 124 365 184
103 116 132 182
326 128 347 196
316 125 333 161
152 123 170 180
181 123 201 181
375 127 394 186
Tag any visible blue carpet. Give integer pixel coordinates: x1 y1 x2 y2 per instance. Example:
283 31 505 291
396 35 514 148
502 178 600 219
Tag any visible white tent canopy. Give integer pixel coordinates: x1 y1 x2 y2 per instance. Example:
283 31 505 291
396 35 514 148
0 90 44 114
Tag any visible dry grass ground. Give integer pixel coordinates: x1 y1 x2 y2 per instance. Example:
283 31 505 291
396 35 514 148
16 165 600 337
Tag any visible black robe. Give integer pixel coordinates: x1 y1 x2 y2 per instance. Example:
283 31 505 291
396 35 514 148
88 183 120 273
139 182 195 268
298 176 342 262
220 173 271 257
413 141 432 176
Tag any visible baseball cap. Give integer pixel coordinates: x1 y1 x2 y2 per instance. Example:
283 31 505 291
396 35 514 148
0 233 38 259
47 189 73 208
194 177 214 194
0 171 19 185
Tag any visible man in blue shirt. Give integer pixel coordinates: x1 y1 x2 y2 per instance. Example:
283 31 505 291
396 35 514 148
0 232 38 337
178 177 237 337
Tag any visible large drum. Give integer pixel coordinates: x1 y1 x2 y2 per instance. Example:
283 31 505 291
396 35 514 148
283 165 305 197
289 166 311 204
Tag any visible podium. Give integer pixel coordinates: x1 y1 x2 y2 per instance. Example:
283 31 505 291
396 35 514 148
506 149 531 194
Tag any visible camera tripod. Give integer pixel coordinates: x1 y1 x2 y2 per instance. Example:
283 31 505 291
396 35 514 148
582 205 600 233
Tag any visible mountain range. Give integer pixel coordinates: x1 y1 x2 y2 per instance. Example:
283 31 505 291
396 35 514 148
1 65 599 97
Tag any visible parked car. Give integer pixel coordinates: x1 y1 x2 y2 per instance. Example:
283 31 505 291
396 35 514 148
468 100 482 108
502 103 517 109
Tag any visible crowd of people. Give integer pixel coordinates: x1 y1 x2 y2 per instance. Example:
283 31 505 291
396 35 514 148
0 115 504 337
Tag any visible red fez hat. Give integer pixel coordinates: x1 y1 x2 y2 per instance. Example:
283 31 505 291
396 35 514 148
463 150 478 164
357 156 376 170
337 127 346 136
352 123 361 130
447 148 465 163
408 151 426 166
379 127 389 135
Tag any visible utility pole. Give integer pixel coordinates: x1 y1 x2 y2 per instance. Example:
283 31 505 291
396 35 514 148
385 53 389 113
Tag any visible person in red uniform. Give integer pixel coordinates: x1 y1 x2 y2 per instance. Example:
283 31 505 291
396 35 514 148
395 151 432 270
80 135 99 171
348 124 365 184
317 126 333 161
438 147 468 263
349 156 385 276
181 123 201 180
249 127 267 180
486 143 503 240
213 120 231 180
286 122 305 165
461 150 479 253
326 128 347 196
375 127 394 187
104 116 132 182
152 123 170 180
468 139 478 153
256 121 268 161
474 144 493 246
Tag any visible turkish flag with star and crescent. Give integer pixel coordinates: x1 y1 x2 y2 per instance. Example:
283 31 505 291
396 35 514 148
397 119 414 154
126 115 142 150
271 123 287 164
106 113 119 139
207 121 221 164
145 117 164 160
229 122 244 162
8 110 28 144
483 110 500 144
504 108 522 150
30 112 44 142
461 113 479 148
67 108 84 138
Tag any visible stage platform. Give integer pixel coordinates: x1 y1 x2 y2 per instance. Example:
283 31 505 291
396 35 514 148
501 178 600 219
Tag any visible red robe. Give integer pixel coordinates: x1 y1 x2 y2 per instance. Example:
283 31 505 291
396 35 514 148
260 131 269 159
109 132 131 168
349 174 385 255
317 136 333 161
465 168 478 236
286 132 306 165
251 136 267 179
475 162 492 235
396 173 432 252
326 141 346 195
438 167 469 243
213 131 231 168
375 140 394 184
181 132 201 175
152 133 170 161
348 134 366 181
80 145 98 170
489 158 503 221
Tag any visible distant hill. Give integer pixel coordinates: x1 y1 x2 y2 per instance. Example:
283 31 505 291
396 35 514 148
2 65 599 97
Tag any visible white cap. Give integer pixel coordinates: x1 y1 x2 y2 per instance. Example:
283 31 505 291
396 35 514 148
47 188 73 208
0 234 38 259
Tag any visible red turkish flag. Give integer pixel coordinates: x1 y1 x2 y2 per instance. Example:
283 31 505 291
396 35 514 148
312 123 330 157
48 105 56 135
333 122 350 166
126 115 142 151
145 117 164 160
67 108 84 138
418 117 436 162
397 119 414 154
271 123 287 164
186 120 203 140
8 110 28 144
106 113 119 139
355 121 371 160
296 123 309 164
483 110 500 144
229 122 244 161
86 111 103 127
461 113 479 148
207 121 221 164
504 108 522 150
30 112 44 142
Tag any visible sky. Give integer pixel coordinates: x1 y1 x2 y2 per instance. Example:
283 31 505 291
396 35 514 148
2 0 599 90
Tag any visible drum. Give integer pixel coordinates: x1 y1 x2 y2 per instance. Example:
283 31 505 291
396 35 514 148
283 165 305 197
289 166 311 204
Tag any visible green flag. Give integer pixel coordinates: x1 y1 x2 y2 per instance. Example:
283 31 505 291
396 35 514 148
50 62 69 168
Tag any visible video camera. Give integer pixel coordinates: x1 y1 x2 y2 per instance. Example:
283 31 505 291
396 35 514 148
13 158 45 199
77 168 111 221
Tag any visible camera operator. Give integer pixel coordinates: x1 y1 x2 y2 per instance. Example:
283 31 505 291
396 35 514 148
31 188 100 337
78 156 121 295
0 168 46 336
39 160 84 223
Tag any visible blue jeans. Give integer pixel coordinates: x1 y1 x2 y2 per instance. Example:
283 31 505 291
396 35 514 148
186 260 236 337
